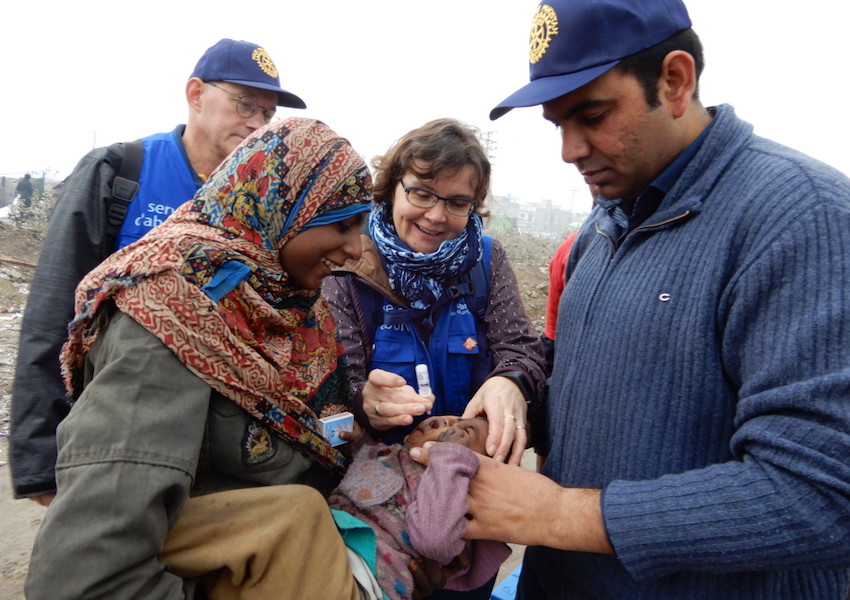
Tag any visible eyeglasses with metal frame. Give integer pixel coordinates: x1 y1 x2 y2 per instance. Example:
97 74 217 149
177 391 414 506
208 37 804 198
205 81 276 123
400 182 476 217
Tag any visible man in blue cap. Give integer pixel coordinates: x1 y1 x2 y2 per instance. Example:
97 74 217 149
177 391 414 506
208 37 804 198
10 39 306 507
435 0 850 598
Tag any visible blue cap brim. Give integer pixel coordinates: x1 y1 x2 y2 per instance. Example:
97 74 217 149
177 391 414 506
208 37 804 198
489 60 619 120
224 78 307 109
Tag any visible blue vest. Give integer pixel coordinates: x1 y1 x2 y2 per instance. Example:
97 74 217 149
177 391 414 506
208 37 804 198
357 237 493 443
115 126 202 249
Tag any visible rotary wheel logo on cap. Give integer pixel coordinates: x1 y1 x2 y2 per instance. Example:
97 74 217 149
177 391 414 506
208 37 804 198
529 5 559 64
252 48 279 78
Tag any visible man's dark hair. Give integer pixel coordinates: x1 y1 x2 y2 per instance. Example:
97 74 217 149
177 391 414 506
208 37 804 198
616 28 704 109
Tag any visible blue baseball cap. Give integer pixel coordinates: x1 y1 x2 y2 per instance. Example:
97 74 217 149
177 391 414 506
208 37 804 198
191 38 306 109
490 0 691 120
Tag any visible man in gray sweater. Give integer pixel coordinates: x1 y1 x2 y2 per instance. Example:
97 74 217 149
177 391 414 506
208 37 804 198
412 0 850 598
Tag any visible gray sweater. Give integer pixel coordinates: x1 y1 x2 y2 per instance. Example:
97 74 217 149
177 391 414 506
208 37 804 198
533 104 850 598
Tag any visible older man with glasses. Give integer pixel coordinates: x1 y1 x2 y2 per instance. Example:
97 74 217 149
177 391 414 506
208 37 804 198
9 38 306 508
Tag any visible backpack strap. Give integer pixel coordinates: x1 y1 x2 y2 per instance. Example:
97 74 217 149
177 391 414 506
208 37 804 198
470 235 493 317
444 235 493 318
103 138 144 247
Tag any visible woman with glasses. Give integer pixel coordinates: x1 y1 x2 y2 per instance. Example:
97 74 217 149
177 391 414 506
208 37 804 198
322 117 546 599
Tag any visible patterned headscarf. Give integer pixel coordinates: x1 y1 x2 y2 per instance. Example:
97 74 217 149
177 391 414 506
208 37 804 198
60 118 372 474
369 201 484 309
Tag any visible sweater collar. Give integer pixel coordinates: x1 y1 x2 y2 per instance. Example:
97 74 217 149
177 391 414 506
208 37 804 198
639 104 754 221
597 112 713 239
593 105 754 239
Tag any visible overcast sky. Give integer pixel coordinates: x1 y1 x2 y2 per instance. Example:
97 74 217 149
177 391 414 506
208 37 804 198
2 1 847 214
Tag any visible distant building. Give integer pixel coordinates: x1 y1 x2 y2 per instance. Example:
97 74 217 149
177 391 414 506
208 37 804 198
489 194 588 239
488 194 522 220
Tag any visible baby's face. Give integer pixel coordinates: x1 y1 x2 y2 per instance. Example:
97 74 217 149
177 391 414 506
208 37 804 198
403 416 488 454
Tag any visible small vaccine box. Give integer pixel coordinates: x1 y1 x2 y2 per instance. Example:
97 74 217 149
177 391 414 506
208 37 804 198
318 412 354 446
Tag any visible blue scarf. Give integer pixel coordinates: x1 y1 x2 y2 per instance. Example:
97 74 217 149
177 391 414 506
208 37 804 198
369 202 483 310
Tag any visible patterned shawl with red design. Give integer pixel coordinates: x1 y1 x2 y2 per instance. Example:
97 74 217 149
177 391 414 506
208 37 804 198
60 117 372 474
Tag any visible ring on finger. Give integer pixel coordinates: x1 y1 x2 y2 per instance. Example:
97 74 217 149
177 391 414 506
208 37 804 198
375 402 383 417
504 414 516 420
516 425 526 430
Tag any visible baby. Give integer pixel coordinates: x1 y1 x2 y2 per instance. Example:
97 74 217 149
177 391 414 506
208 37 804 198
328 416 511 600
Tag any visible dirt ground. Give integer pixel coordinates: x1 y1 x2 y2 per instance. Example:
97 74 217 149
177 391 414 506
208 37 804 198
0 222 46 599
0 207 558 598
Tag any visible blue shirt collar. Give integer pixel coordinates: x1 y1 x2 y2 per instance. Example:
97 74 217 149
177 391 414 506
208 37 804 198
650 116 714 196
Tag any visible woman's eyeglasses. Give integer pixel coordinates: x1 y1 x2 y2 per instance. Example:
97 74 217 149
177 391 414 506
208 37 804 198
400 182 476 217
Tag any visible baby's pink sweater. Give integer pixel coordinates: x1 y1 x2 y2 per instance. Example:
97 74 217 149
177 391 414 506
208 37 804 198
328 440 510 600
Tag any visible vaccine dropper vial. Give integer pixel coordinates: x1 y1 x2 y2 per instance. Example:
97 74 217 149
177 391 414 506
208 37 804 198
415 364 432 397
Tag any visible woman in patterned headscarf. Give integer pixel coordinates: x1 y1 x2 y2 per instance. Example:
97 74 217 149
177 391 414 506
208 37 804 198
27 118 375 600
